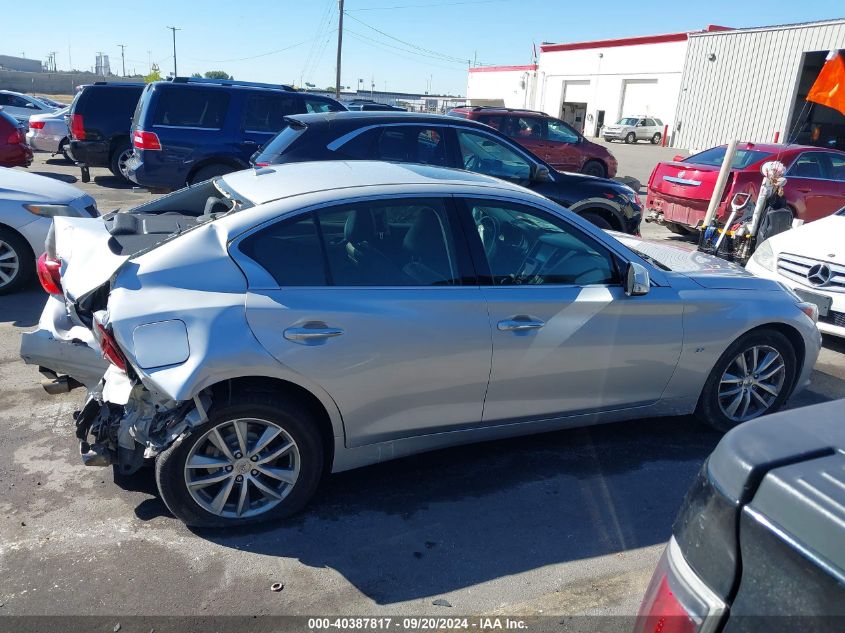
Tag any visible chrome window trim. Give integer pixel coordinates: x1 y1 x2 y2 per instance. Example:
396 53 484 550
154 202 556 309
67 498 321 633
152 124 223 131
324 122 548 176
663 176 702 186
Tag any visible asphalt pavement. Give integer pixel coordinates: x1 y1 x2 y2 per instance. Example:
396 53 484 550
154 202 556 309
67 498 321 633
1 152 843 625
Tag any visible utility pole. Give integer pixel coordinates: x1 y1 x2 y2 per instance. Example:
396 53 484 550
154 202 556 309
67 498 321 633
68 45 72 71
335 0 344 99
167 26 180 77
117 44 126 76
147 50 152 74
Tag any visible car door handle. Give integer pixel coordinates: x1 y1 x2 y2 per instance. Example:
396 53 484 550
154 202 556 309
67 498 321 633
284 326 344 342
242 140 257 146
497 318 545 331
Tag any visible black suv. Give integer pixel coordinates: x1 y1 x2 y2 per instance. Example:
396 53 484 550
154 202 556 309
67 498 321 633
636 399 845 632
68 82 144 182
251 112 642 234
124 77 345 191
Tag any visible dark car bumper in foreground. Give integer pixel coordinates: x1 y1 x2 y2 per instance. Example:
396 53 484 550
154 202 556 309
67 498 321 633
69 140 110 168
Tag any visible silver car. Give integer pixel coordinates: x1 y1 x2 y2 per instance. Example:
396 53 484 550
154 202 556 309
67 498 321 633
0 90 59 124
602 116 664 144
25 107 71 160
20 161 820 527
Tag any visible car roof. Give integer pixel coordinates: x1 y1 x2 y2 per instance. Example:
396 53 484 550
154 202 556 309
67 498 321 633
452 106 549 117
286 110 492 129
700 142 844 155
220 160 539 206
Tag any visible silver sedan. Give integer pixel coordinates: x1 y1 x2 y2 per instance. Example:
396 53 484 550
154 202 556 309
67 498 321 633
21 161 821 527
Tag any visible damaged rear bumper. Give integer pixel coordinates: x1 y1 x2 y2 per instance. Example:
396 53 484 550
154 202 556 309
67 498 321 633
20 296 108 391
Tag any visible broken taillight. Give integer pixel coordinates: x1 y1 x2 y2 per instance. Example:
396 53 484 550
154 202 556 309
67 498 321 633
36 253 62 295
95 322 127 371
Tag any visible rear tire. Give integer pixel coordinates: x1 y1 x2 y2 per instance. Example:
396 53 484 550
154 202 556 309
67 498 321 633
581 160 607 178
155 392 324 528
580 211 613 231
59 139 72 163
108 142 133 181
624 132 636 144
651 133 662 145
188 163 235 186
695 329 796 432
0 226 34 295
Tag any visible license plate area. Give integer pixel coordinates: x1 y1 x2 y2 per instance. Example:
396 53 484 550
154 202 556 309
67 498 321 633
794 288 832 317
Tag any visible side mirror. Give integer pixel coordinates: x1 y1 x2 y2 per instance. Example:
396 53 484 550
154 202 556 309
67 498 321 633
531 164 552 182
625 262 650 296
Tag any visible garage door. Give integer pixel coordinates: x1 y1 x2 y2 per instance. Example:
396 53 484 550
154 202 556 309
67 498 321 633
563 80 591 103
620 79 658 118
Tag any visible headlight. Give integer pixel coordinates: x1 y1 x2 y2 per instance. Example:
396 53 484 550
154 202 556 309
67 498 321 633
750 239 775 271
24 203 87 218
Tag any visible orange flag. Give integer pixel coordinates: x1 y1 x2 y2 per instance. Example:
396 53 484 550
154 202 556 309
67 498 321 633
807 50 845 116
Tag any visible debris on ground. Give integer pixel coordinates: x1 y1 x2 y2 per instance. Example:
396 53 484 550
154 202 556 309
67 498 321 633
270 582 284 592
432 599 452 607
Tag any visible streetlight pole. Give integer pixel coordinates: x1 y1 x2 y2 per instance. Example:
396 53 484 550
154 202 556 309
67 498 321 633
167 26 180 77
335 0 344 99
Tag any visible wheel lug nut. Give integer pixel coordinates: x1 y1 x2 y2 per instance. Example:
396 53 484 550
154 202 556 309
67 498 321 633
250 455 258 462
235 475 243 482
226 465 233 472
234 452 242 459
251 469 258 476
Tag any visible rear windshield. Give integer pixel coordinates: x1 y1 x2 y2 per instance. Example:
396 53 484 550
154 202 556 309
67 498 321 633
82 86 143 117
685 147 771 169
254 123 307 162
152 87 229 129
447 110 468 118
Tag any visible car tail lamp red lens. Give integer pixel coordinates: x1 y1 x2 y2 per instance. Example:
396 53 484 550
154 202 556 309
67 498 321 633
36 253 63 295
255 161 270 167
29 121 46 130
95 322 127 371
132 130 161 150
70 114 85 140
634 538 725 633
7 128 24 144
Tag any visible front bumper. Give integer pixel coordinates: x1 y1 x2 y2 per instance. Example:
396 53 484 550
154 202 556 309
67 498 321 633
746 260 845 340
602 129 628 140
19 296 108 390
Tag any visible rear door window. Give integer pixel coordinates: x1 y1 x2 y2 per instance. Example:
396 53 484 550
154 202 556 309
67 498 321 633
238 213 328 286
511 116 545 140
476 115 506 131
242 93 298 132
339 126 447 165
153 88 229 129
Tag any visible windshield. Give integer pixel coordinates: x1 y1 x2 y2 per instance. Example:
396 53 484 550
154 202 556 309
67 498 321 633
617 118 639 126
685 146 771 169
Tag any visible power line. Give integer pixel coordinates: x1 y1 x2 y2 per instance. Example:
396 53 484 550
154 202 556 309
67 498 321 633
343 11 469 64
184 39 314 64
344 30 466 72
301 0 335 83
349 0 506 11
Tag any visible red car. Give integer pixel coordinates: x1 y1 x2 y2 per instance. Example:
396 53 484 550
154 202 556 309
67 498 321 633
647 142 845 234
0 109 33 168
448 106 617 178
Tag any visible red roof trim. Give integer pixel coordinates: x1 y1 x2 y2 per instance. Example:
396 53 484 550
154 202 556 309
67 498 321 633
539 25 731 53
468 64 537 73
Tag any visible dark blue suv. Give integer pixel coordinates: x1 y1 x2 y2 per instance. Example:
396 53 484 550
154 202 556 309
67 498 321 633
125 77 345 191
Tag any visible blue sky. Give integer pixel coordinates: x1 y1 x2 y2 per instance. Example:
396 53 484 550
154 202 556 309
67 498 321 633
5 0 844 95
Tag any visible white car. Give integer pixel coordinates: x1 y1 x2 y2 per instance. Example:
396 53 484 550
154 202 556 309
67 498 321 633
26 107 70 160
0 167 98 294
746 208 845 338
602 116 664 144
0 90 59 125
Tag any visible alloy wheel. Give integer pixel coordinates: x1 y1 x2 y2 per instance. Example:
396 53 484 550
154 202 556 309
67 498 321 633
117 148 132 177
184 418 300 519
0 240 20 289
718 345 785 423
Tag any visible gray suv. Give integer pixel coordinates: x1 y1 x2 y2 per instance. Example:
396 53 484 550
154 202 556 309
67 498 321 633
602 116 663 144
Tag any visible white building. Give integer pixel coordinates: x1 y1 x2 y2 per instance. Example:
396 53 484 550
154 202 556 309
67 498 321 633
467 19 845 149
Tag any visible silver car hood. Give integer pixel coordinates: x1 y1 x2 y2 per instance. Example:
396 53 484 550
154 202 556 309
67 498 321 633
0 167 89 205
614 234 783 290
52 216 129 301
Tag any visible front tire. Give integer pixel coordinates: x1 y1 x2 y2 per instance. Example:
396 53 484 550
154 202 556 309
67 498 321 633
695 329 796 432
0 227 34 295
155 393 324 527
581 160 607 178
624 132 636 144
580 211 613 230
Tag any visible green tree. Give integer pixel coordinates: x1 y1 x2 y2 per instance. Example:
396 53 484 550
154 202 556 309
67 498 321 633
204 70 232 80
144 63 162 83
190 72 202 78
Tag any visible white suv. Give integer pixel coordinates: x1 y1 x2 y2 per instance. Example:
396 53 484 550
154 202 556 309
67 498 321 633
602 116 663 144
